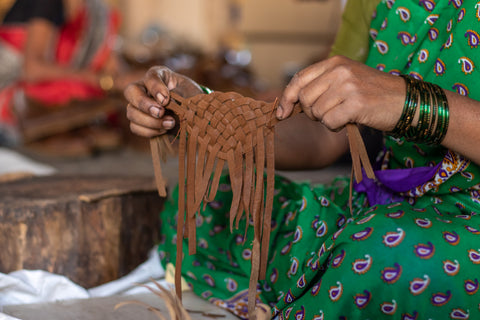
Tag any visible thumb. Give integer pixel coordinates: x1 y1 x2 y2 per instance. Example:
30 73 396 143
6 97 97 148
277 90 299 120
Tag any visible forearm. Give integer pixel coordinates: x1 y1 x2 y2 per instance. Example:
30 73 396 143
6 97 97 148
23 60 98 84
274 113 349 170
23 18 99 85
441 90 480 166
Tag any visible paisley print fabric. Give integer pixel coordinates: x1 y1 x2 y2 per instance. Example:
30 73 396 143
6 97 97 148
158 0 480 319
365 0 480 205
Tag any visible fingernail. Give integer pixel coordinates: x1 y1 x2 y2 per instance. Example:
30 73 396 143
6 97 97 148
163 119 175 129
276 105 284 119
156 93 165 104
149 106 161 118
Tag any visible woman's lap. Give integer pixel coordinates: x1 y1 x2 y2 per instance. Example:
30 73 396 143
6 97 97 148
158 173 480 319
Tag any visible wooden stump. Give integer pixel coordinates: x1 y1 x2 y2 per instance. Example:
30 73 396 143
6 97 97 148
0 175 164 288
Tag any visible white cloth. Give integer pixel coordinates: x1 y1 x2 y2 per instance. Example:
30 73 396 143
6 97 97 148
0 270 89 306
0 313 21 320
88 247 166 297
0 148 55 176
0 247 166 308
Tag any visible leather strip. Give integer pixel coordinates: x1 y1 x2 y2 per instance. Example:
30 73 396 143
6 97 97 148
150 137 167 197
149 91 375 317
175 123 187 300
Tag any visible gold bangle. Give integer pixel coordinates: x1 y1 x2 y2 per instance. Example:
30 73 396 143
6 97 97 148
99 74 114 91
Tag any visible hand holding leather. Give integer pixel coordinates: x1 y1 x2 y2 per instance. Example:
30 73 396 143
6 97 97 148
277 55 405 133
124 66 203 138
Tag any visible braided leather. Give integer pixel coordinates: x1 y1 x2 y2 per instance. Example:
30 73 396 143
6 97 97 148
150 91 285 319
150 91 374 319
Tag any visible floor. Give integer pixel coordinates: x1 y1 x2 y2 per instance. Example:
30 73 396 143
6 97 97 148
3 291 237 320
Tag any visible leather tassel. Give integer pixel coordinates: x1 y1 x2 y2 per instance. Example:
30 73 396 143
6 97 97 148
148 91 375 317
187 126 199 254
174 124 187 301
260 128 275 280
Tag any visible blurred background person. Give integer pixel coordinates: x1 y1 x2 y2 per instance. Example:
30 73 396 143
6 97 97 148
0 0 139 149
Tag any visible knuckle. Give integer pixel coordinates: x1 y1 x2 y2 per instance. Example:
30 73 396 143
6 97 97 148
280 90 297 109
321 114 337 131
123 83 137 100
129 123 141 136
336 64 354 79
311 108 324 121
126 106 134 120
290 72 303 87
137 99 149 113
124 82 134 94
329 55 344 65
297 90 308 105
341 80 357 94
284 88 297 102
330 55 350 67
146 66 161 76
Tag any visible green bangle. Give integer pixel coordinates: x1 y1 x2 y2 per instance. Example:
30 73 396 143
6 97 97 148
390 75 418 138
403 78 420 138
199 85 213 94
424 82 437 143
431 84 449 144
415 81 433 141
391 76 449 145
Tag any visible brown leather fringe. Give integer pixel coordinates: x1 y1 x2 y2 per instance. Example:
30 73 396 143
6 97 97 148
346 124 375 214
149 91 374 318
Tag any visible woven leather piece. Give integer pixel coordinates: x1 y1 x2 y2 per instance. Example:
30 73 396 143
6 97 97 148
150 91 374 318
150 91 285 318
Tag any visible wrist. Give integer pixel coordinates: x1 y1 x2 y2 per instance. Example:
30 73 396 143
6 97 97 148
388 75 449 144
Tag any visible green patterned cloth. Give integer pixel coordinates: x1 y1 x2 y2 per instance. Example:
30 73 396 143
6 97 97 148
158 1 480 319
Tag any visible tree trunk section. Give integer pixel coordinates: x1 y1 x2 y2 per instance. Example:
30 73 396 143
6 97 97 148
0 175 164 288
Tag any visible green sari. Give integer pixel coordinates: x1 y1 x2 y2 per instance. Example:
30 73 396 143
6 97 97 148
159 0 480 318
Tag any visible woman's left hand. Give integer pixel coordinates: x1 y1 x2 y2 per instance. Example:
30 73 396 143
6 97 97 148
276 55 406 132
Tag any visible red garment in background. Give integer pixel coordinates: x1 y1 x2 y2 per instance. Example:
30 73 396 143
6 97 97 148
0 6 120 125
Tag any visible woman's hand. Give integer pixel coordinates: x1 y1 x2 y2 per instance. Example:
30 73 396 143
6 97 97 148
276 55 405 132
124 66 203 138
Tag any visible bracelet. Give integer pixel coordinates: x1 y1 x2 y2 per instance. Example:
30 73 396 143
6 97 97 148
430 83 449 144
390 75 418 138
388 75 449 144
199 85 213 94
406 81 431 141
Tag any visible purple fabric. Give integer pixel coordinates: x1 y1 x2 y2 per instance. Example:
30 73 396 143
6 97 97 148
354 163 441 206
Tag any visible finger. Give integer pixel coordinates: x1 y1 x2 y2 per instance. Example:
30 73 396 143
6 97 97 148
313 93 352 131
126 103 160 128
297 75 332 121
129 122 167 138
127 103 177 131
124 82 165 119
143 67 176 107
321 105 350 132
277 60 332 119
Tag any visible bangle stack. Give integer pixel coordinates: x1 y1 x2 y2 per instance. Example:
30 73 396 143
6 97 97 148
388 75 449 144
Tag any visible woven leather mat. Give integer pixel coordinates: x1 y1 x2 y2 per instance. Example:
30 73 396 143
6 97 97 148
150 91 374 319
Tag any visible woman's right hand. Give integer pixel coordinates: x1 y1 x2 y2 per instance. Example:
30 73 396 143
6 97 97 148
124 66 203 138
